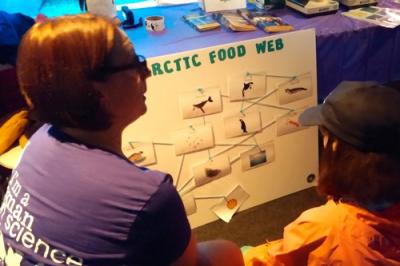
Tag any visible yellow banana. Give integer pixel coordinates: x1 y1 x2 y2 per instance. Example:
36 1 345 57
0 110 29 155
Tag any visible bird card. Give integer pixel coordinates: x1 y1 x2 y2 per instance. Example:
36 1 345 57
174 124 215 155
122 142 157 166
228 74 266 101
179 88 222 119
276 108 307 136
193 155 231 187
240 141 275 171
211 185 249 223
277 72 312 104
224 111 261 138
182 193 197 216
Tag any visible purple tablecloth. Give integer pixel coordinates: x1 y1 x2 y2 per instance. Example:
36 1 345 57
124 0 400 100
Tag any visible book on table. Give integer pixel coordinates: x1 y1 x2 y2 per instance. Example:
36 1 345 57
183 13 221 32
237 9 294 33
214 11 257 31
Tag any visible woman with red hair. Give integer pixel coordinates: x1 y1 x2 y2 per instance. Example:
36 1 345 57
0 14 244 266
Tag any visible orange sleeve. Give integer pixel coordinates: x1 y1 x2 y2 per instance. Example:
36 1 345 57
271 219 328 265
243 240 283 266
244 203 335 266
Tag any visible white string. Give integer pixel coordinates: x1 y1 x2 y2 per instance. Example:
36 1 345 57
194 195 227 200
178 176 194 193
174 154 185 188
153 142 174 146
265 74 296 79
245 101 294 111
229 154 241 164
241 88 279 112
215 143 257 147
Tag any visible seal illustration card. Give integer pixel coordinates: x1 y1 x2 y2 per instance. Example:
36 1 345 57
193 155 231 187
277 72 312 104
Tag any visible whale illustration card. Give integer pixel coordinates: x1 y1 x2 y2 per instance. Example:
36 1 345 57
174 124 215 155
122 142 156 166
179 88 222 119
228 74 266 101
193 155 231 187
224 111 261 138
240 141 275 171
211 185 249 223
276 107 308 136
277 72 312 104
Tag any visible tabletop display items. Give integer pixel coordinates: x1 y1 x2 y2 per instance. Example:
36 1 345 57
214 11 257 31
338 0 377 8
183 13 221 32
342 6 400 28
199 0 246 12
237 9 294 32
285 0 339 16
79 0 117 19
255 0 286 9
121 6 144 29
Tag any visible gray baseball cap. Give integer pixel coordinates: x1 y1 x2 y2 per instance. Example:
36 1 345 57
299 81 400 154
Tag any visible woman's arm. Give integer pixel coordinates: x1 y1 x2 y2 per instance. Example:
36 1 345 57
173 234 244 266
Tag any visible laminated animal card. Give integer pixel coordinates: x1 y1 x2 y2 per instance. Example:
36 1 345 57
179 88 222 119
276 107 307 136
174 124 215 155
228 74 266 101
122 142 157 166
211 185 249 223
193 155 231 187
277 72 312 104
182 193 197 216
240 141 275 171
224 111 261 138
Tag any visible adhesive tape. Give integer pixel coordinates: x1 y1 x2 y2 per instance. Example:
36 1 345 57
145 16 165 32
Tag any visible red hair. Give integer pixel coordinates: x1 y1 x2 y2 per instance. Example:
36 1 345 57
318 127 400 205
18 14 119 130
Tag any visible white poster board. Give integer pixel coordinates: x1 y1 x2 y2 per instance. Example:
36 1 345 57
123 29 318 228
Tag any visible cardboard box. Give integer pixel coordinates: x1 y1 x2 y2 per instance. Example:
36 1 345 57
199 0 246 12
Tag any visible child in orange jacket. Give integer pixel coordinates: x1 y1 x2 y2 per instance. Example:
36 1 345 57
244 81 400 266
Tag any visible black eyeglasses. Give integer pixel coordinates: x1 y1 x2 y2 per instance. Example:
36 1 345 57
107 55 148 75
91 54 150 80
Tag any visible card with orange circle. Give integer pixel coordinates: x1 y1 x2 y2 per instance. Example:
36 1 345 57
211 185 249 223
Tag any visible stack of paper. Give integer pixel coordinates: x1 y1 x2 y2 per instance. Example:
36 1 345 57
342 6 400 28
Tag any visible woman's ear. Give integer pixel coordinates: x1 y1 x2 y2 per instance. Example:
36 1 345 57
90 80 112 112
